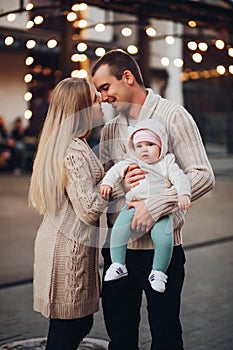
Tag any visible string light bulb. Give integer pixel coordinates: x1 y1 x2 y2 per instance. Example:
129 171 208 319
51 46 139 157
71 53 87 62
77 42 87 52
24 74 33 83
47 39 58 49
188 20 197 28
71 54 79 62
24 92 33 102
34 15 44 25
26 20 34 29
7 14 16 22
173 58 183 68
24 110 32 119
192 53 202 63
216 65 226 75
165 36 175 45
161 57 169 66
228 48 233 57
95 47 106 57
215 40 225 50
78 19 87 28
25 56 34 65
26 3 34 11
187 41 197 50
67 12 77 22
79 3 88 11
26 40 36 49
127 45 138 54
71 69 88 78
4 36 14 46
121 27 132 37
198 42 208 51
145 26 156 37
95 23 105 32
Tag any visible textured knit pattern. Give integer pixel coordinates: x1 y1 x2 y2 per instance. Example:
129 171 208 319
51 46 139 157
33 139 107 319
99 89 215 248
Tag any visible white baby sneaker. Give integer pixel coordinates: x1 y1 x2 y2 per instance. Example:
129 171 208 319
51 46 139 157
104 262 128 281
148 270 168 293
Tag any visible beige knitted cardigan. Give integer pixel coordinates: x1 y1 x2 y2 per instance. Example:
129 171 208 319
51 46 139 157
100 89 215 248
33 139 106 319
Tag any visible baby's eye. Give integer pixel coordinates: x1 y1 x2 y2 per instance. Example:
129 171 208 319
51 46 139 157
135 144 142 148
148 143 154 146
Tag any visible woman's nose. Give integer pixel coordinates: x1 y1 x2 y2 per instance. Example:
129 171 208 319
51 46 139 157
101 92 109 103
97 95 103 104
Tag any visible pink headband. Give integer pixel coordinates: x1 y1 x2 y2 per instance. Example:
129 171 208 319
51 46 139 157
133 129 161 148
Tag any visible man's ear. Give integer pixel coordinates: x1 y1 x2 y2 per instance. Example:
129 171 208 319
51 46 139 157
123 70 134 85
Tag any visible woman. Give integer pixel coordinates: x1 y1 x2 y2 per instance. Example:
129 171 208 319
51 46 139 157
29 77 107 350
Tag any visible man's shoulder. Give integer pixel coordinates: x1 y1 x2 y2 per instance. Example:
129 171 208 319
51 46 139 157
151 94 189 123
156 94 181 110
147 89 181 110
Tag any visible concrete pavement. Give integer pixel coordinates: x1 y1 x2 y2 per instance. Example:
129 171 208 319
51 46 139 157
0 151 233 349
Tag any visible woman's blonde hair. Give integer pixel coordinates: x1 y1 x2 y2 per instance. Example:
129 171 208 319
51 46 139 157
29 77 92 215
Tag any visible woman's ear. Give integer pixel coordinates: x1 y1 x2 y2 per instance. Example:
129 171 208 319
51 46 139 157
123 70 134 86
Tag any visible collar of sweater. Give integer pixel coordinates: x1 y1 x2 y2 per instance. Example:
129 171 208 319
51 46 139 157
118 88 160 123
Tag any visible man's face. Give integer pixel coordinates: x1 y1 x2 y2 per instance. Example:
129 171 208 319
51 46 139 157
92 64 132 113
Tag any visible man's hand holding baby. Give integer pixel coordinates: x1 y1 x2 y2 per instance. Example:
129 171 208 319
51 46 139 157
123 163 146 191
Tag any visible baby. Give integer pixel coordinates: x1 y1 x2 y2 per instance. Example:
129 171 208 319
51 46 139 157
101 119 191 292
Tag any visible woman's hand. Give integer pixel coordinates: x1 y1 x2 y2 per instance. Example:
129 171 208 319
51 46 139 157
123 163 146 192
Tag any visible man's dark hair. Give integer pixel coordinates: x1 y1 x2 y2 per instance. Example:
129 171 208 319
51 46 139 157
91 49 144 87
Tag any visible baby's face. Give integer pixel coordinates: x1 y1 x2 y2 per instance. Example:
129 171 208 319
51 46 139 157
134 141 161 164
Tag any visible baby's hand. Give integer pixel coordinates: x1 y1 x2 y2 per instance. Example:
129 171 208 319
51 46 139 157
178 195 191 211
100 184 112 200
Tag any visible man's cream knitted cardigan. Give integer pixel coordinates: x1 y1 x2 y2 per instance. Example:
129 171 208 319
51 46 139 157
33 139 106 319
100 89 215 248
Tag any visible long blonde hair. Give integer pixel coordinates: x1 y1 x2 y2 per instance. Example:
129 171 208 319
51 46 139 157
29 77 92 215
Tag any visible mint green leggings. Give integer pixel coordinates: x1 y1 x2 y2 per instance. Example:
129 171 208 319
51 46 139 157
110 206 173 272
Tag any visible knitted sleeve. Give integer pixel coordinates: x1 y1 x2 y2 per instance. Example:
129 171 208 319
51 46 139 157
165 154 191 197
64 151 107 226
101 160 131 188
145 106 215 222
100 121 125 201
99 122 114 173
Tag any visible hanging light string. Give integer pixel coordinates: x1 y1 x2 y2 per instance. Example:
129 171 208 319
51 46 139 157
1 2 232 120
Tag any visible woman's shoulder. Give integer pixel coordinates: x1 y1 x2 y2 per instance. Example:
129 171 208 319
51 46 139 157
68 138 88 151
64 138 89 162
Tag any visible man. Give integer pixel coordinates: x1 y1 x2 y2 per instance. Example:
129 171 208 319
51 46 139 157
91 49 215 350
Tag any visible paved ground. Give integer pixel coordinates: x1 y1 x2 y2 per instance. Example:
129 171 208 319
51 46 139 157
0 151 233 349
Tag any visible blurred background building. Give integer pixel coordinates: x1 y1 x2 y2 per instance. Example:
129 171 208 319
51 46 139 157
0 0 232 167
